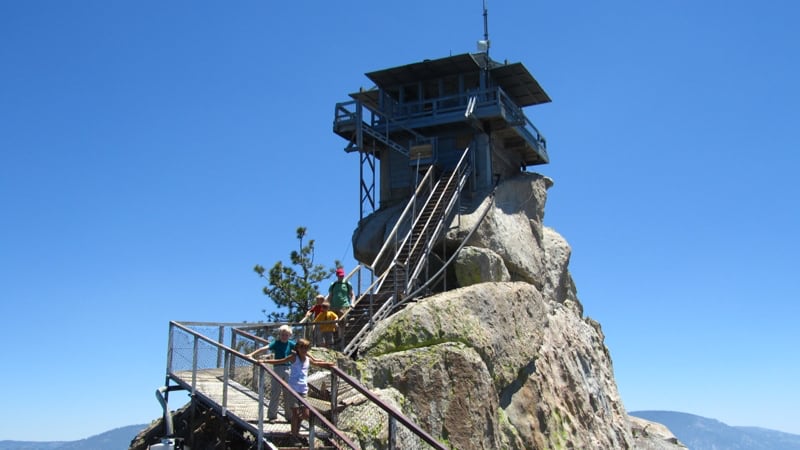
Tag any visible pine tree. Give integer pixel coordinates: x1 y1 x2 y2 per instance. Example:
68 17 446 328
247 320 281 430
254 226 337 322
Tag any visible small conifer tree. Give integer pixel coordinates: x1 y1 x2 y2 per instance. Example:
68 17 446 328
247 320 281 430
254 226 337 322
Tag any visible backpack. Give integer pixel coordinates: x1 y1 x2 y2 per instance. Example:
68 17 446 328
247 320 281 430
332 280 353 296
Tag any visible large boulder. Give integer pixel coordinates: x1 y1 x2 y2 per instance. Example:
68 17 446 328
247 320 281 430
351 202 404 267
445 173 553 289
352 282 633 449
336 172 683 449
354 172 554 288
629 415 688 449
454 246 511 286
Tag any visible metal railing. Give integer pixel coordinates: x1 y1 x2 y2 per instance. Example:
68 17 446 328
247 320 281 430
329 365 447 450
337 147 472 354
164 321 448 449
369 164 437 276
335 85 546 155
166 321 356 450
403 147 472 289
334 165 437 351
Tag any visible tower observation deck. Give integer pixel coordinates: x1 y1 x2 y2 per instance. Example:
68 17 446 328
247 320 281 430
333 51 551 215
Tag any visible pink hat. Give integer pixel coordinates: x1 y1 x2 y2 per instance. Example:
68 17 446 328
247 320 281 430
336 268 345 276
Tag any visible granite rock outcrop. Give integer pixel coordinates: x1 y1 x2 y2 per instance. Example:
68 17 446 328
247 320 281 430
131 172 686 449
340 172 684 449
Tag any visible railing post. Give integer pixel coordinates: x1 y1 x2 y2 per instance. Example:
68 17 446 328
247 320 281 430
330 371 339 426
216 326 225 368
257 367 265 450
166 322 175 374
388 416 397 449
308 415 317 448
222 351 230 416
230 330 238 380
251 360 259 393
368 288 374 329
191 335 199 396
165 322 175 404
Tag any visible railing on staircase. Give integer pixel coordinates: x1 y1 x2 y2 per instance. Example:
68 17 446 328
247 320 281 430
334 99 436 158
340 147 473 356
336 163 436 355
162 321 447 450
334 85 547 162
401 147 473 293
334 97 438 224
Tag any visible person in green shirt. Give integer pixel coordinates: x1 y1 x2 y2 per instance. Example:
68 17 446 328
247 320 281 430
248 325 295 422
327 267 354 318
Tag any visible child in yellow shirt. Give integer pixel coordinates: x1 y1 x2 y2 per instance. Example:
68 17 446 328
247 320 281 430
313 302 338 348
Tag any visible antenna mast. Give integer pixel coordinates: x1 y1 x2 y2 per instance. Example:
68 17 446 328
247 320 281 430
482 0 490 58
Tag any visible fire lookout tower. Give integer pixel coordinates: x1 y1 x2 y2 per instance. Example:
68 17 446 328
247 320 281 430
331 38 551 355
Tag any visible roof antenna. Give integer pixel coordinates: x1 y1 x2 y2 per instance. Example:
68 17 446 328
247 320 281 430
477 0 490 57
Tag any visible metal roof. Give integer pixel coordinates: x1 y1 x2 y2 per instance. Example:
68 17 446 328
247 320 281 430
490 62 551 106
364 53 480 87
361 53 551 107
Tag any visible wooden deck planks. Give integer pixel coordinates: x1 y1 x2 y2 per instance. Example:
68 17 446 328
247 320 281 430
172 369 294 435
171 368 339 437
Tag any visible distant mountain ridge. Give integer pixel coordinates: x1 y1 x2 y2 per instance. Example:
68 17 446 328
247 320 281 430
630 411 800 450
0 424 146 450
4 413 800 449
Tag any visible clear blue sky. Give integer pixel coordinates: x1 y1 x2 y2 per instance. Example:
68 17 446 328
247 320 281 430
1 0 798 441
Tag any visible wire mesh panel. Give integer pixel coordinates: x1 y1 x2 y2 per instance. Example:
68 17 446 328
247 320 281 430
168 324 231 372
166 321 366 450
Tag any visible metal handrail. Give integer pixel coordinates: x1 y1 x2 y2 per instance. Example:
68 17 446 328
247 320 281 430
167 322 448 449
167 321 358 450
367 92 431 143
336 85 547 164
406 168 470 289
334 100 358 123
329 365 448 450
353 85 547 153
403 183 498 304
345 261 391 311
340 146 471 352
367 164 436 273
336 98 434 158
234 329 358 449
402 146 472 291
232 329 447 449
341 292 395 356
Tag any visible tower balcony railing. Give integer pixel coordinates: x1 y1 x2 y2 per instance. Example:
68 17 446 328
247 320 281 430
335 86 547 157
